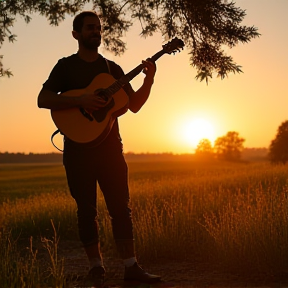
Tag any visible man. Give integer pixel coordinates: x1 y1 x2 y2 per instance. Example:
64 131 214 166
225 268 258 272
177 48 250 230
38 11 160 284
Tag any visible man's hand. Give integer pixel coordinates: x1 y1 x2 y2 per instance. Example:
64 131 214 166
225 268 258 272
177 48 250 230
79 92 108 110
127 58 157 113
142 58 156 83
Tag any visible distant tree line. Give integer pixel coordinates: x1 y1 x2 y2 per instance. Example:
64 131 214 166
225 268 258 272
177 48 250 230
195 131 246 161
2 120 287 164
0 152 193 163
0 152 63 163
195 120 288 164
0 149 268 164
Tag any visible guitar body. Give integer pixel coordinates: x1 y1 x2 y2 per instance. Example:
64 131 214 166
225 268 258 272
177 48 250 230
49 37 184 148
51 73 129 146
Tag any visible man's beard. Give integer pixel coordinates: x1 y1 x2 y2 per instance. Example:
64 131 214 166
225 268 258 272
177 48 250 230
82 35 101 50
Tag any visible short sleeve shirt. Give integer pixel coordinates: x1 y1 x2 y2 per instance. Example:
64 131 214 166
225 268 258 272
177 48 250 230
42 53 134 150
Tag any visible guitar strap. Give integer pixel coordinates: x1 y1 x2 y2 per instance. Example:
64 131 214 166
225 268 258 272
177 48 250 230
51 57 113 152
105 58 111 74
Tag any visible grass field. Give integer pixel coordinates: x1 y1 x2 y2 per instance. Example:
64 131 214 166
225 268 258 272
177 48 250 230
1 160 288 287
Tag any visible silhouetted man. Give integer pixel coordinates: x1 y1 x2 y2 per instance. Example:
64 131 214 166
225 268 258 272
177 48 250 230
38 10 160 285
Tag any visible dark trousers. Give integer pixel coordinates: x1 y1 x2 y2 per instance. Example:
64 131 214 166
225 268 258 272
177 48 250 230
63 142 133 247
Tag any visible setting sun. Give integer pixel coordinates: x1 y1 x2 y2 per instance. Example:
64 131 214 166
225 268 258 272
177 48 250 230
181 118 216 147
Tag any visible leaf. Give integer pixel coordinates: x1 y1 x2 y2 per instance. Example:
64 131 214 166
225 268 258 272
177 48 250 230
0 0 260 80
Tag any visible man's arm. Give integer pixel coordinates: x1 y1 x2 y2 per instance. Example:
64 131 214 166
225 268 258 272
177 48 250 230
128 59 156 113
37 89 107 111
38 58 156 112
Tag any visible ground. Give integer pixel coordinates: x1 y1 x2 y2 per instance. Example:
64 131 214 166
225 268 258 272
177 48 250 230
58 241 288 288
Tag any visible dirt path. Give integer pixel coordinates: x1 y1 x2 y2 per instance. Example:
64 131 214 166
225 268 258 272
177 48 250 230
58 241 288 288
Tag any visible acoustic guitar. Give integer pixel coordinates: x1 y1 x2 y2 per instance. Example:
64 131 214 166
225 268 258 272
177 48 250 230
51 37 184 147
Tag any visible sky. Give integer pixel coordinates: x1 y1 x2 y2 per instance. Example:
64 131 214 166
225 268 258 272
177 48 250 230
0 0 287 154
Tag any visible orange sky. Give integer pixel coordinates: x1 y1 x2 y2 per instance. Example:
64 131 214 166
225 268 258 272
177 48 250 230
0 0 287 154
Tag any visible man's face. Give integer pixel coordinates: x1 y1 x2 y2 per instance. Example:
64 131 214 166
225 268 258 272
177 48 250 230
77 16 102 50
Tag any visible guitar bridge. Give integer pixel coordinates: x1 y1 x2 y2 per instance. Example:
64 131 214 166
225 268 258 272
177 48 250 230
80 108 94 121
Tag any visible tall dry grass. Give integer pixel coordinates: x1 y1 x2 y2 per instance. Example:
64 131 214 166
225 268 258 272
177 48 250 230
1 161 288 286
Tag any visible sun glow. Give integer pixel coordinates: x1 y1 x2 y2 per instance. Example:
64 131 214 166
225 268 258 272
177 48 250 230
181 118 216 147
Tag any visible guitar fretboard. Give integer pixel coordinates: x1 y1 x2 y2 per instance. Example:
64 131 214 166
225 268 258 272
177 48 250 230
104 49 166 99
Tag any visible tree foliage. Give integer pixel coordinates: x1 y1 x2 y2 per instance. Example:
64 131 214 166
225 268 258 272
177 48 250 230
195 138 214 159
0 0 260 81
214 131 245 161
268 120 288 164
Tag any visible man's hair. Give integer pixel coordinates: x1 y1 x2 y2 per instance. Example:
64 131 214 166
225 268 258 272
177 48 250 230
73 11 99 32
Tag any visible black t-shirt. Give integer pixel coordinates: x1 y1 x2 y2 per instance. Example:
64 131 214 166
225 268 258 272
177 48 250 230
43 53 134 150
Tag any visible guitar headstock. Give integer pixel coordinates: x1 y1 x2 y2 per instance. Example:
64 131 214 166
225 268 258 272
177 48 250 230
162 37 185 54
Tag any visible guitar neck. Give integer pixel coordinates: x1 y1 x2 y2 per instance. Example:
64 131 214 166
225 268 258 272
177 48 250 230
125 50 165 82
104 50 165 97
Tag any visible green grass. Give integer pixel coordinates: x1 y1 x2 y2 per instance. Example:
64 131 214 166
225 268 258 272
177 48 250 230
1 160 288 287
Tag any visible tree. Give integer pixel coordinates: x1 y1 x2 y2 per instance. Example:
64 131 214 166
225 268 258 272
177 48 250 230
214 131 245 161
268 120 288 164
0 0 260 81
195 138 214 159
